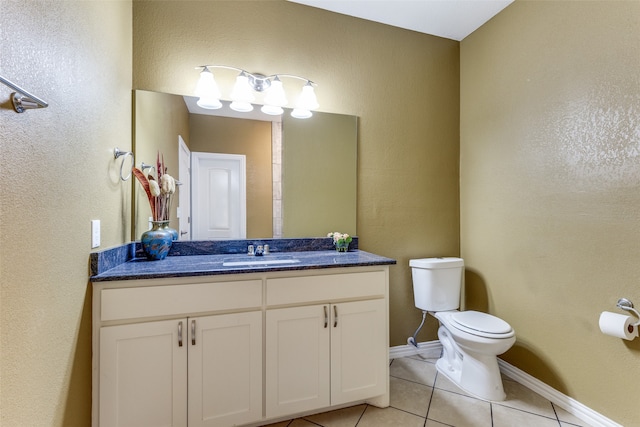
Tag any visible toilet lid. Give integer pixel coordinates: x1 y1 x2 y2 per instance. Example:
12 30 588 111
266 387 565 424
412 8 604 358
451 311 513 336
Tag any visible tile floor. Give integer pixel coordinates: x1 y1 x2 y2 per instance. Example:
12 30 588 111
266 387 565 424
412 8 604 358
263 351 592 427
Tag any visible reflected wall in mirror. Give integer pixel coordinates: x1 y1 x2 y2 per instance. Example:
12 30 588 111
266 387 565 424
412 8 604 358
133 90 357 241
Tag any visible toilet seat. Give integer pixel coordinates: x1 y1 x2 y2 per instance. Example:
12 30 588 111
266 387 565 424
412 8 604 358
450 311 514 339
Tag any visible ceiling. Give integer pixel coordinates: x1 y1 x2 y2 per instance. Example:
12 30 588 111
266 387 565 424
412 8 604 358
288 0 513 41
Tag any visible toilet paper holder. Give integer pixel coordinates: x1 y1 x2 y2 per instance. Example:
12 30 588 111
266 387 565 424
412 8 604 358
616 298 640 327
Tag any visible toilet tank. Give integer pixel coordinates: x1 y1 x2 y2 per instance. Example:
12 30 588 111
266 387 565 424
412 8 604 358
409 257 464 311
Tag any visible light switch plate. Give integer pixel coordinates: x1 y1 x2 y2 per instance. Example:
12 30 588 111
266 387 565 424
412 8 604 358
91 220 100 248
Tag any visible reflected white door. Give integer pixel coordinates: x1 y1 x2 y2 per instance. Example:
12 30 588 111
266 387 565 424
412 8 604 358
178 136 191 240
192 152 246 240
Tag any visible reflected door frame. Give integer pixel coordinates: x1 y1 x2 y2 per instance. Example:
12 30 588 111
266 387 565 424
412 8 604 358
178 136 191 240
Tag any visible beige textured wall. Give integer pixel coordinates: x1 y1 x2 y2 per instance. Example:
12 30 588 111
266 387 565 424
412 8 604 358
133 0 461 346
190 115 273 238
0 2 132 426
133 90 189 237
460 1 640 424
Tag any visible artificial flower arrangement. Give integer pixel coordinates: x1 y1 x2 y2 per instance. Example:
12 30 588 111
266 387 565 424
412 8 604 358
328 231 352 252
132 152 176 222
328 231 352 245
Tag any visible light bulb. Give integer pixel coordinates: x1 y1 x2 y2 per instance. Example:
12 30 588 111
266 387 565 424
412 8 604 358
230 73 255 103
197 97 222 109
291 108 312 119
195 67 221 109
264 78 287 107
296 82 319 111
230 101 254 112
261 105 284 115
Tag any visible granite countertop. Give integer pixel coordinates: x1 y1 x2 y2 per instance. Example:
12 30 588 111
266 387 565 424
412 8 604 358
90 238 396 282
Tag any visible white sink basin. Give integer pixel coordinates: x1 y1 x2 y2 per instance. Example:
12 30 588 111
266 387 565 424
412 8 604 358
222 258 301 267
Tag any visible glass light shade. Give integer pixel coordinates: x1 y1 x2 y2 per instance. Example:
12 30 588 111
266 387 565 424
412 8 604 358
230 101 254 112
264 79 288 107
195 68 221 109
197 97 222 109
296 83 319 110
261 105 284 115
291 108 312 119
230 74 255 103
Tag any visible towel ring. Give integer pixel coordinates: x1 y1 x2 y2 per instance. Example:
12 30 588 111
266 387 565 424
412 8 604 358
114 148 134 181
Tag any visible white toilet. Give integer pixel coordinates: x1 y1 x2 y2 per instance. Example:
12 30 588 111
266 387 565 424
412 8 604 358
409 257 515 401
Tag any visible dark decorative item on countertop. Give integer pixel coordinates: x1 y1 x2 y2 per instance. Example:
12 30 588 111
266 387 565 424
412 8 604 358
160 221 179 241
141 221 173 260
133 152 177 259
328 231 352 253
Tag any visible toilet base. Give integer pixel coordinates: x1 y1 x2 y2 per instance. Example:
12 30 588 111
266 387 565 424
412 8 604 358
436 326 507 401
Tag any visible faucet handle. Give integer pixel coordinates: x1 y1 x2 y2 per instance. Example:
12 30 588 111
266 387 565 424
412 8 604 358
247 245 254 256
264 244 270 255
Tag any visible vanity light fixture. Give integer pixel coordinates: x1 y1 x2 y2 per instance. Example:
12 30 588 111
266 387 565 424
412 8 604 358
194 65 318 118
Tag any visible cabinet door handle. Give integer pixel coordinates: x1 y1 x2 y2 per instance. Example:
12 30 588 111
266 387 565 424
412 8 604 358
178 321 183 347
323 305 328 328
191 319 196 345
333 305 338 328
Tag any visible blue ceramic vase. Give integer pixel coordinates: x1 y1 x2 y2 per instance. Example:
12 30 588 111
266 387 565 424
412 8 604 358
141 221 173 260
160 222 179 241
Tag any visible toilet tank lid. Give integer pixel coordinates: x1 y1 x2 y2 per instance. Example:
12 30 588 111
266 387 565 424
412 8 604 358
409 257 464 269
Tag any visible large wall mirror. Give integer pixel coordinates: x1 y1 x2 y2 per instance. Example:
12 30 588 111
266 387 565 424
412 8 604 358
133 90 357 241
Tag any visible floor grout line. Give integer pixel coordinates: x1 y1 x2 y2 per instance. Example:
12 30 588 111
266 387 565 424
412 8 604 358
490 402 494 427
353 403 368 426
424 369 438 422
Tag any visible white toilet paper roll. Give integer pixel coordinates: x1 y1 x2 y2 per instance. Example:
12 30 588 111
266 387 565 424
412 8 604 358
599 311 638 340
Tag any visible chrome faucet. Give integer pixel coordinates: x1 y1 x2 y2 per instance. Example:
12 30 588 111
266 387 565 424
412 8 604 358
248 244 270 256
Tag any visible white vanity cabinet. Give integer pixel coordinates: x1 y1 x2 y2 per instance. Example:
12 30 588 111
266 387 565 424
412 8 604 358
92 266 389 427
188 311 263 427
99 318 188 427
265 299 386 418
265 270 389 418
93 278 263 427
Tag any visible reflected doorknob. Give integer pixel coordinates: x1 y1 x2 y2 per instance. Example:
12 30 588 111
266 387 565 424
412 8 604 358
180 230 188 236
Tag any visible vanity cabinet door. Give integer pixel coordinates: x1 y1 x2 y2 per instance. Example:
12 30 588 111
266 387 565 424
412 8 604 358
265 299 387 418
99 319 188 427
331 299 387 405
265 304 331 418
188 311 263 427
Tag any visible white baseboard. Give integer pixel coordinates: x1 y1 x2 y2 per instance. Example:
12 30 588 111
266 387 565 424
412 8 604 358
390 341 621 427
389 340 442 359
497 359 622 427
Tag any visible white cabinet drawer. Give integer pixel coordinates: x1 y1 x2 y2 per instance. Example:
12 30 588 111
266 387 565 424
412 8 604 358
100 280 262 321
266 271 385 306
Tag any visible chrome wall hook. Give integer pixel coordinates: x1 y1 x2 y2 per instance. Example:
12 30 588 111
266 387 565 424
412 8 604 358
113 147 130 159
617 298 640 327
617 298 634 310
140 162 155 175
